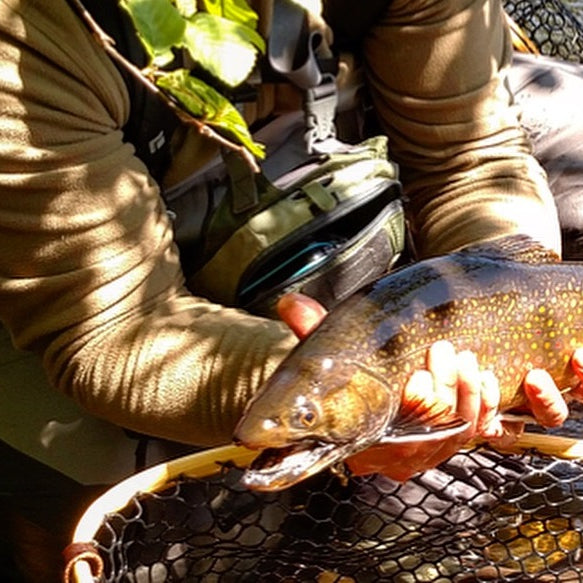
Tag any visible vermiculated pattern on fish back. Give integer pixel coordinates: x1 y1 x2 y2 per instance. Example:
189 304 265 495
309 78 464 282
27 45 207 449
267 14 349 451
361 251 583 410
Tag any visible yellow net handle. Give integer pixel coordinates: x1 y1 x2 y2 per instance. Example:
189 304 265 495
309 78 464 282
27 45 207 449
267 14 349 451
506 12 540 54
474 430 583 459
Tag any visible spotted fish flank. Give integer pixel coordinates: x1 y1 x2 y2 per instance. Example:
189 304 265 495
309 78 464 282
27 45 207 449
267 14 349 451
234 235 583 491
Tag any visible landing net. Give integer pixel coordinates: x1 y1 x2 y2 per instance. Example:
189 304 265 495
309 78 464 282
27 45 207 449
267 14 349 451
66 406 583 583
504 0 583 61
92 447 583 582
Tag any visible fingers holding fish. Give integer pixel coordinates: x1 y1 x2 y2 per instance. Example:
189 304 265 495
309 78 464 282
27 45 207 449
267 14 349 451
345 347 489 482
481 373 524 449
566 347 583 401
523 368 569 427
425 340 458 410
425 342 501 439
276 292 328 339
475 370 526 448
345 348 526 482
485 420 525 450
477 370 501 436
438 353 524 449
403 369 438 407
454 350 483 434
400 341 458 417
422 342 502 437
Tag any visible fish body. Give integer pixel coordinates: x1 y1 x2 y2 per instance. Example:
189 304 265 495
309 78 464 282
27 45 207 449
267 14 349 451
234 236 583 490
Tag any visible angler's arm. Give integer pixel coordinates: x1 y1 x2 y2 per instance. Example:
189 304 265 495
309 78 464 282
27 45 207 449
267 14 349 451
0 0 296 447
361 0 561 258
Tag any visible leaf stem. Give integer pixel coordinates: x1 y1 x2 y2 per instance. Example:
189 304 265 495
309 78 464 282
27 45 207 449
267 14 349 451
68 0 260 173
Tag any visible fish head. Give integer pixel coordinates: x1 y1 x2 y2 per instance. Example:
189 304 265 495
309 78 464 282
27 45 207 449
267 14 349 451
233 353 396 491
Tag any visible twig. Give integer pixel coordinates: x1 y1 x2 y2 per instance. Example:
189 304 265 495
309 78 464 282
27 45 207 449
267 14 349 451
68 0 260 173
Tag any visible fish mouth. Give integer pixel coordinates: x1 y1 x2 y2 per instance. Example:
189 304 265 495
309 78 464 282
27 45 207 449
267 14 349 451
240 440 347 491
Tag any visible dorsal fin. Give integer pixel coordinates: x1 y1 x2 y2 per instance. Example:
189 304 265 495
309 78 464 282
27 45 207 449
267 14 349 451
456 234 560 264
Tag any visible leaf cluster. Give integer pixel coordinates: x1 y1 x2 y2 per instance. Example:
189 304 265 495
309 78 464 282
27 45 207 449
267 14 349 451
120 0 265 158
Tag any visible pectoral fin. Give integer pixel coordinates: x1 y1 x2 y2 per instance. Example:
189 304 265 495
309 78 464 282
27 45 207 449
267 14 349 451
379 398 470 444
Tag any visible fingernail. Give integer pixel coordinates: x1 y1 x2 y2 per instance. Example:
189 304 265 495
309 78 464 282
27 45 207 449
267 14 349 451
457 350 478 371
478 411 500 436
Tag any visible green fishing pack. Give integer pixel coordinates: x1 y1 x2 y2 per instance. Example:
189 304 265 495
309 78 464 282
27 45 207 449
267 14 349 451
182 0 404 316
187 132 403 315
76 0 405 316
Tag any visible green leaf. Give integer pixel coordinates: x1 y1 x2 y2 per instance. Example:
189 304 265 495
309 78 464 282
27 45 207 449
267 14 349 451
156 70 209 116
200 0 259 29
156 70 265 158
183 12 265 87
120 0 185 66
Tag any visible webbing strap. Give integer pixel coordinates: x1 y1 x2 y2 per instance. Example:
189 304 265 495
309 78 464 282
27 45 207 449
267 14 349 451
304 72 338 152
268 0 339 153
268 0 325 90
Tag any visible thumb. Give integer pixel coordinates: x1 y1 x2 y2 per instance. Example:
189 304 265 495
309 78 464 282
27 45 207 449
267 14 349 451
276 292 327 339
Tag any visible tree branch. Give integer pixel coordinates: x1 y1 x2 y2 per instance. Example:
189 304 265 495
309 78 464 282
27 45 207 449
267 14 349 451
67 0 260 173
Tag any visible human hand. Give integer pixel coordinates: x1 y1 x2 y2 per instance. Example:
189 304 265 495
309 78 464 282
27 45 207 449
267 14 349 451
276 292 328 339
346 342 583 482
345 341 492 481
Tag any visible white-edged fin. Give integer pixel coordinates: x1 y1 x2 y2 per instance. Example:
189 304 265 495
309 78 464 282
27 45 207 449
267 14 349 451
377 412 538 446
378 418 471 444
384 393 471 444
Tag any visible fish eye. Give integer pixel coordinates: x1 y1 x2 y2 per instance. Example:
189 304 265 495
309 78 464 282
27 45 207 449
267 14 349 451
292 405 318 429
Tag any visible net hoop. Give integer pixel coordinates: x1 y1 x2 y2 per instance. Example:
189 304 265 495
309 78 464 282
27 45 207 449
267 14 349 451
65 432 583 583
66 444 257 583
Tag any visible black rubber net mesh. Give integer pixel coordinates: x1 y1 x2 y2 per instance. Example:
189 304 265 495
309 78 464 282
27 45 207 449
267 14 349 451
92 413 583 582
503 0 583 61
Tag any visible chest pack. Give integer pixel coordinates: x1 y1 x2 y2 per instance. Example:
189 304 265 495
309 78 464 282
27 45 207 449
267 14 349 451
75 0 405 316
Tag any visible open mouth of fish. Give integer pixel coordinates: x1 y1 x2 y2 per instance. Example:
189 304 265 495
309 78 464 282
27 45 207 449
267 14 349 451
240 440 349 491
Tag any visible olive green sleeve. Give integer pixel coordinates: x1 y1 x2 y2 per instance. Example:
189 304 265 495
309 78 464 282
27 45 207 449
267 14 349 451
0 0 296 446
362 0 561 258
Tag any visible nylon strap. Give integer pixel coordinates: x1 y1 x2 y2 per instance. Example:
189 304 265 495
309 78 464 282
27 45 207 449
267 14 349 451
268 0 325 89
268 0 339 153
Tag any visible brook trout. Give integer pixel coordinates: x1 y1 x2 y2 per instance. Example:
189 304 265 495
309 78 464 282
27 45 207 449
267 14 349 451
234 235 583 491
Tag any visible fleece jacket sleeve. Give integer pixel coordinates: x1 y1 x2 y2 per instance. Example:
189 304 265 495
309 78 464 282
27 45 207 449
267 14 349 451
0 0 297 446
362 0 561 257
